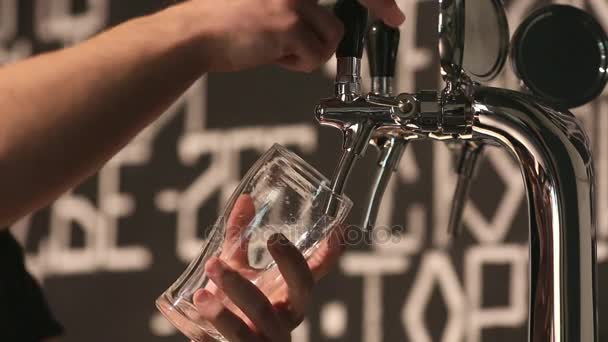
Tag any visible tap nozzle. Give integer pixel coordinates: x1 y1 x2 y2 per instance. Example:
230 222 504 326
362 137 407 231
447 141 484 237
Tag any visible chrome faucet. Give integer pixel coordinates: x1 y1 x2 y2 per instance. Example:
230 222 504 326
317 1 607 341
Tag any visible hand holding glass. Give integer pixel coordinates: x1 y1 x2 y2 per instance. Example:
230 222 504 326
156 144 352 341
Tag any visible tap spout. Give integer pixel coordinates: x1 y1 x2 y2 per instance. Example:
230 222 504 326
362 137 407 231
471 87 598 342
322 119 376 217
447 141 484 237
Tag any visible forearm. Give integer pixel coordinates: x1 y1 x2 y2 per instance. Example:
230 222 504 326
0 4 207 227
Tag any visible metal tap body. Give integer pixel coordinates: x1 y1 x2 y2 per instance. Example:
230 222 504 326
316 85 598 341
472 87 597 342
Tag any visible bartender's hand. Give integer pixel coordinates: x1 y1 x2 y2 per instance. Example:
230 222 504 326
178 0 405 73
192 195 345 341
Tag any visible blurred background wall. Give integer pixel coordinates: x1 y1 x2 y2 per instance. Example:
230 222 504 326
1 0 606 341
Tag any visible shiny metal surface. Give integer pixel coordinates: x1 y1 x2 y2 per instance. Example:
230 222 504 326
472 86 598 342
328 121 375 195
439 0 465 82
439 0 509 83
362 137 407 231
372 76 393 95
462 0 509 82
441 89 474 135
318 91 471 135
447 141 484 236
317 90 472 203
319 3 599 340
317 84 599 341
363 73 407 232
336 57 362 102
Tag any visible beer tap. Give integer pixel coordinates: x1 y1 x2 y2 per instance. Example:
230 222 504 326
317 0 603 340
319 1 469 206
361 20 408 231
324 0 371 203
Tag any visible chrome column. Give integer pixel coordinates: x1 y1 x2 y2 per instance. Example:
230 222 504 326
472 87 598 342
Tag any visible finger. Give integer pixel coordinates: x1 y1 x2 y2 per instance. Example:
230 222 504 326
277 20 326 73
360 0 405 27
222 194 256 268
308 224 347 281
267 233 314 326
296 1 344 60
206 258 290 341
193 289 264 342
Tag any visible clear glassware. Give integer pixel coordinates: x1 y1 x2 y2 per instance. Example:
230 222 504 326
156 144 352 342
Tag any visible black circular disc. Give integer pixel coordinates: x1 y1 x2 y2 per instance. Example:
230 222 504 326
511 5 608 109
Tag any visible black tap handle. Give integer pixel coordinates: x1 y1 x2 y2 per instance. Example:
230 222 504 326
334 0 368 58
367 20 400 77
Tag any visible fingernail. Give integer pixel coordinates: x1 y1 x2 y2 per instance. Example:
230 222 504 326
268 233 280 245
193 289 223 318
193 289 213 306
205 257 225 281
268 233 290 249
278 233 289 244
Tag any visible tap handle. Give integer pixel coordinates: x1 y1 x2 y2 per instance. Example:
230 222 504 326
367 20 400 78
334 0 368 58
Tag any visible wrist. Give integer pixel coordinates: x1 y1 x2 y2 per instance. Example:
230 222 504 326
127 2 215 74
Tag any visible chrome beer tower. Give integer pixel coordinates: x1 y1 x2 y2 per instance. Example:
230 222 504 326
317 1 607 341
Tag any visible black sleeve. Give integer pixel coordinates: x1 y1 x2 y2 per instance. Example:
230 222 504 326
0 230 64 341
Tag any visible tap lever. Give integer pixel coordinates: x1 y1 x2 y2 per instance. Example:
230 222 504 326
367 20 400 78
365 94 400 108
367 20 400 95
333 0 368 101
359 21 406 231
448 141 484 237
334 0 368 59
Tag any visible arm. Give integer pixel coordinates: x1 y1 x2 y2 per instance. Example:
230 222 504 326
0 7 199 227
0 1 336 227
0 0 404 227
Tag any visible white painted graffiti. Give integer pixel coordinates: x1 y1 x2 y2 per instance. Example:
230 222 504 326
3 0 607 341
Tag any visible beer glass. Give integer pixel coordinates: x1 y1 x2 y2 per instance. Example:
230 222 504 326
156 144 352 341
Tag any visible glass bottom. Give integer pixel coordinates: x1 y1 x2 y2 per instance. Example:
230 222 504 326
156 293 227 342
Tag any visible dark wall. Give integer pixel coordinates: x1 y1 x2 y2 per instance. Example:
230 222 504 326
2 1 607 341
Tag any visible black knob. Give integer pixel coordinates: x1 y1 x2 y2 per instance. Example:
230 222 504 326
367 20 400 77
334 0 368 58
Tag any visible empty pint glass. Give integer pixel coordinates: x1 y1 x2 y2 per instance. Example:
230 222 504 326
156 144 352 341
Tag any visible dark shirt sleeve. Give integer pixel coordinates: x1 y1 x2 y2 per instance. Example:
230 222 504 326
0 230 63 341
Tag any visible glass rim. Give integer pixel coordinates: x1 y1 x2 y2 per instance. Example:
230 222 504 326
269 143 353 208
